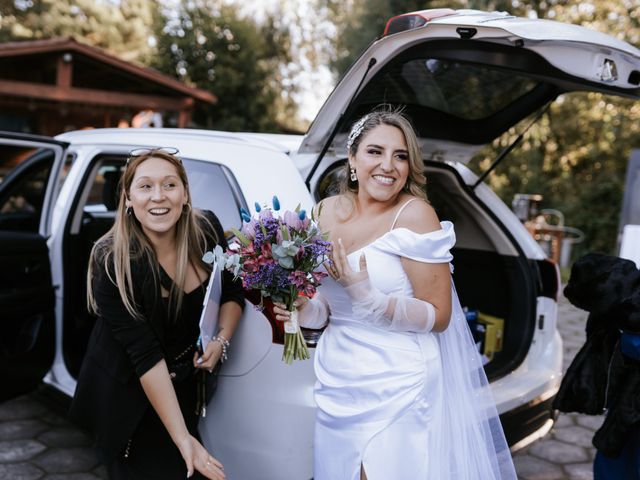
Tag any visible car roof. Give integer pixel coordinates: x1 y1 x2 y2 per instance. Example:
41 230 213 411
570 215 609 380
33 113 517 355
56 128 286 154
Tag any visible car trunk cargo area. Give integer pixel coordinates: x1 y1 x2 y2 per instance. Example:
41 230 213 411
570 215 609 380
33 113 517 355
426 162 538 380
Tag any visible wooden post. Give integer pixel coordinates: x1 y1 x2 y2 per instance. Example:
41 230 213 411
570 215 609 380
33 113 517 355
178 109 192 128
56 53 72 89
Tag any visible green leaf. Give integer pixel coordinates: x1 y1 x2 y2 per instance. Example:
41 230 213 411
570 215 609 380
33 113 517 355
229 227 251 246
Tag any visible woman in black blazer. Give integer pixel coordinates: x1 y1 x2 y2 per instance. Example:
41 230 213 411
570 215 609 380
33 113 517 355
69 148 244 479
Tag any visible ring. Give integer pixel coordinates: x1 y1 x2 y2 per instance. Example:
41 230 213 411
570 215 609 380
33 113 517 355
207 368 213 373
206 459 212 466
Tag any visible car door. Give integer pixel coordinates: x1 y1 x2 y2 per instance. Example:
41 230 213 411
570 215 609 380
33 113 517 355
0 132 69 401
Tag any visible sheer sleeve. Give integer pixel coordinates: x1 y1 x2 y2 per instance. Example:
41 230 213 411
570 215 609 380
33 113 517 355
345 279 436 332
345 222 455 332
298 291 330 329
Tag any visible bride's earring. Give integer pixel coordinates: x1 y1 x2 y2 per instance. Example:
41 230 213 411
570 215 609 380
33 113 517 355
349 165 357 182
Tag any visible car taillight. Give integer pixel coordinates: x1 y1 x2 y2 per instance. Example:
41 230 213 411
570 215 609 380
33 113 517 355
535 258 561 301
383 8 456 36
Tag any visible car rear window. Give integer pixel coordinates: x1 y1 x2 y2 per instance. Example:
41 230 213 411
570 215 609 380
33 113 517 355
357 58 538 121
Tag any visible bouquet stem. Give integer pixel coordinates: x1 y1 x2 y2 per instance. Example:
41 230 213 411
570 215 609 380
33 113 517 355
282 307 310 364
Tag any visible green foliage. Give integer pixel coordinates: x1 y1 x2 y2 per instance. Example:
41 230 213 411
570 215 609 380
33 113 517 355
322 0 640 257
0 0 156 64
0 0 297 132
472 94 640 257
151 0 296 132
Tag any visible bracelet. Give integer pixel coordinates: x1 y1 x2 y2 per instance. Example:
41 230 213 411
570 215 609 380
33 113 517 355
213 334 230 363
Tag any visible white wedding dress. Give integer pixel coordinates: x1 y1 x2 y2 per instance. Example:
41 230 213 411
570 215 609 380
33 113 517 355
307 218 516 480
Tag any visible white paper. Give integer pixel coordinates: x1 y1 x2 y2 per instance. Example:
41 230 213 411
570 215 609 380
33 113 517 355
284 309 299 334
198 261 222 352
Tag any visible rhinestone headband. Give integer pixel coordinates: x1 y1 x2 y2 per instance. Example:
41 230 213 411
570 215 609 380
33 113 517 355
346 114 371 151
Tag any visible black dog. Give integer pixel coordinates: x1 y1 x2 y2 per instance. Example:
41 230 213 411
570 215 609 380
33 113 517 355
553 253 640 457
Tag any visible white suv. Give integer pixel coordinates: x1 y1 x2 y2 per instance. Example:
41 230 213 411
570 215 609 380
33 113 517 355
1 9 638 480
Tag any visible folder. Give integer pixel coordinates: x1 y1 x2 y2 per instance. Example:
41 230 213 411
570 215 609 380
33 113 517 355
198 261 222 352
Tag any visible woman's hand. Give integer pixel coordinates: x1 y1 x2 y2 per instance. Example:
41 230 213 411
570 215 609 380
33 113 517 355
273 298 309 322
177 434 225 479
324 238 369 288
193 340 222 373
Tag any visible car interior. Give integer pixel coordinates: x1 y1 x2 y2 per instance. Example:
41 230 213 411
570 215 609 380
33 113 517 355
62 156 125 377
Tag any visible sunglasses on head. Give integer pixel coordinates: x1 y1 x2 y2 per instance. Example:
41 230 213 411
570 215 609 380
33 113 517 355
126 147 180 165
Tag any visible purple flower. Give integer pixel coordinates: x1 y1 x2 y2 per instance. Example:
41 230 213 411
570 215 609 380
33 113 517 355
307 239 331 260
254 216 280 247
244 262 289 291
288 270 308 289
259 209 274 221
241 218 257 239
283 210 302 230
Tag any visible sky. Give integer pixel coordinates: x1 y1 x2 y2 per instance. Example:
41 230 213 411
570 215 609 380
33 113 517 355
234 0 337 123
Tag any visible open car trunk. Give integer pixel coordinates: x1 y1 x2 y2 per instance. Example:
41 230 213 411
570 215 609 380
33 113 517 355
300 8 639 378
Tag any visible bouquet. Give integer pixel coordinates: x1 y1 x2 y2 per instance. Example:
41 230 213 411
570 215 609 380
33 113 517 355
204 196 330 364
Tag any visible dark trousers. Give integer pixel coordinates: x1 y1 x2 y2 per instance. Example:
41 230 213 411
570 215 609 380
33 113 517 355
594 429 640 480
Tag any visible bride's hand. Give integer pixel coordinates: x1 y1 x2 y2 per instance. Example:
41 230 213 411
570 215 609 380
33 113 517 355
325 238 369 287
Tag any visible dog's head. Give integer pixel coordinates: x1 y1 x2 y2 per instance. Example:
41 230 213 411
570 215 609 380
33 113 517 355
564 253 638 314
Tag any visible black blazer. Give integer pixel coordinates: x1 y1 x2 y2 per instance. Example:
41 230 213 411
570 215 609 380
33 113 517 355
69 211 244 463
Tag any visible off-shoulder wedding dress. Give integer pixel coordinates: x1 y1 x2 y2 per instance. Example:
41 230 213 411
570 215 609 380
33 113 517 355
301 207 516 480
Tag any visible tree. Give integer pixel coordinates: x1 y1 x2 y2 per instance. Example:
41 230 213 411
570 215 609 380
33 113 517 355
151 0 297 132
468 0 640 256
0 0 157 64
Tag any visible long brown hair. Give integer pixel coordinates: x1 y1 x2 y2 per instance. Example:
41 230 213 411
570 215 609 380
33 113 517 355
87 149 214 321
342 106 427 201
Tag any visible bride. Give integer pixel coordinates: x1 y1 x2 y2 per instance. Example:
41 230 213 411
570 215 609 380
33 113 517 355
274 108 516 480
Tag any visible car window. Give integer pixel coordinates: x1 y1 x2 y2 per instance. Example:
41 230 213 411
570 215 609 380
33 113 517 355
75 155 242 234
358 58 538 121
185 159 243 233
82 161 125 214
315 160 345 200
0 145 56 232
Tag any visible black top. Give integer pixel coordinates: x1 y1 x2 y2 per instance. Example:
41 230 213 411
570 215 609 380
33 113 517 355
69 210 244 462
91 210 243 378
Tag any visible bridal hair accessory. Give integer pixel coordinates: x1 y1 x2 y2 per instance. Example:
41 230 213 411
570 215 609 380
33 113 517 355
349 165 357 182
346 114 371 151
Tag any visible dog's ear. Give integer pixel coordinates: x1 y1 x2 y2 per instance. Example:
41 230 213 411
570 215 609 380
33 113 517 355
564 253 637 314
